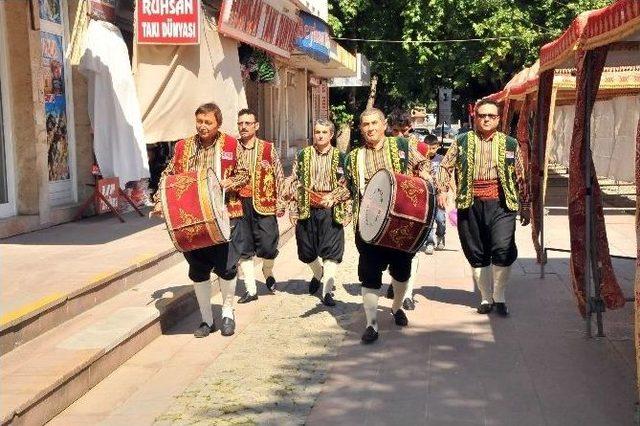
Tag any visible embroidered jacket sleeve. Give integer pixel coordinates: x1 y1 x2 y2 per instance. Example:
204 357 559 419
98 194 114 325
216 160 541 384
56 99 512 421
227 144 250 191
515 145 530 209
329 178 351 205
407 143 434 183
436 139 459 193
343 151 358 199
271 147 287 214
287 160 300 219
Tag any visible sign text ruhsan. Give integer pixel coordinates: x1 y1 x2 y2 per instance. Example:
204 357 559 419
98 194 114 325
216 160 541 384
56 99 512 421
218 0 300 58
137 0 200 44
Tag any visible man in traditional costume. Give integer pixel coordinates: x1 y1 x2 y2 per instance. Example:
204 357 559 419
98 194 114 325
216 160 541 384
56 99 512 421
386 109 432 311
151 103 249 337
288 119 351 306
234 108 286 304
345 108 433 343
437 99 530 317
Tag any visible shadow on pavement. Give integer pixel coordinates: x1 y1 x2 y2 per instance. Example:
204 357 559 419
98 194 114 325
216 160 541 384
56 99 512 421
1 208 163 246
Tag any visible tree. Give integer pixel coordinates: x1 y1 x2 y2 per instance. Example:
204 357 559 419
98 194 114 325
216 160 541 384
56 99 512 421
328 0 612 120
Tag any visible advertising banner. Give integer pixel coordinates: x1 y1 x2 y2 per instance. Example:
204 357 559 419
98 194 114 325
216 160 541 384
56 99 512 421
41 31 70 182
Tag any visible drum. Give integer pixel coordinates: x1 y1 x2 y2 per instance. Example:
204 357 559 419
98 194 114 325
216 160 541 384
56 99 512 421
358 170 436 253
160 168 230 252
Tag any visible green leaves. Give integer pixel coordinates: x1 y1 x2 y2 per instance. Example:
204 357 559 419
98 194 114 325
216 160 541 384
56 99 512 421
328 0 614 118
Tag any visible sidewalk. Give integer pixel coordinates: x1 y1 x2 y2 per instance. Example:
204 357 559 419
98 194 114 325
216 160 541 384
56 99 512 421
0 210 171 325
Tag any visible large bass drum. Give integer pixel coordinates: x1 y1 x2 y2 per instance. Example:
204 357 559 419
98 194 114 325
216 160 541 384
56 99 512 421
160 168 230 252
358 169 436 253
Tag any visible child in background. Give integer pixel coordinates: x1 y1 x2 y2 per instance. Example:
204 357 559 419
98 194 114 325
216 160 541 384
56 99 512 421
424 134 447 254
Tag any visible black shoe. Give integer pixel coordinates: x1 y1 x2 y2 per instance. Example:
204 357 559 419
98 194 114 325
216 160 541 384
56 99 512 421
309 277 321 295
477 302 494 314
386 284 394 299
265 276 276 293
402 298 415 310
494 302 509 317
322 293 336 307
393 309 409 326
194 321 215 338
361 325 379 344
221 317 235 336
238 292 258 304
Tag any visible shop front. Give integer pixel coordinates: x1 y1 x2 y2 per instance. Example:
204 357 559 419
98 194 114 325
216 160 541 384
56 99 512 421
0 0 98 237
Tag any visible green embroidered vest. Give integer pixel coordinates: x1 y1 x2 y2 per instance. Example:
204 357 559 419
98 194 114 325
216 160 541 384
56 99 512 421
346 137 409 228
296 146 348 225
455 131 520 211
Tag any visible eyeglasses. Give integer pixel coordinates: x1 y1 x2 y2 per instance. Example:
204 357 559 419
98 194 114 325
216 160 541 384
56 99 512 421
476 114 499 120
237 121 256 126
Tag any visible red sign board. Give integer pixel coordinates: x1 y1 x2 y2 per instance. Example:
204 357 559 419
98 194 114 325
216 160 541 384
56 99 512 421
218 0 300 58
136 0 200 45
96 177 120 214
311 81 329 123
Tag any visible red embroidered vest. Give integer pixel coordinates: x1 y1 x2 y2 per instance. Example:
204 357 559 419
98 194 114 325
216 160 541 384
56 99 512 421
172 134 244 218
238 139 278 216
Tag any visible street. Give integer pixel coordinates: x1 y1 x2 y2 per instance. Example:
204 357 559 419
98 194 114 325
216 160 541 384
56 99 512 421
52 210 636 425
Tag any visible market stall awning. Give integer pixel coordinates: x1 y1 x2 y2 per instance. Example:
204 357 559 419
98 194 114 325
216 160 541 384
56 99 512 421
540 0 640 71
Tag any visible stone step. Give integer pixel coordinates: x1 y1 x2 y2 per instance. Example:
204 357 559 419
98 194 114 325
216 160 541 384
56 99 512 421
1 225 294 426
0 246 181 356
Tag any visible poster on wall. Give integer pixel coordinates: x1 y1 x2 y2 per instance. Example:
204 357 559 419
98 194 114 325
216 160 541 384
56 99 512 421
41 32 70 182
137 0 200 44
39 0 62 25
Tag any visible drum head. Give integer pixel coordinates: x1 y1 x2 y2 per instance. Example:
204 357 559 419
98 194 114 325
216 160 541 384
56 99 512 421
206 170 231 240
358 170 393 242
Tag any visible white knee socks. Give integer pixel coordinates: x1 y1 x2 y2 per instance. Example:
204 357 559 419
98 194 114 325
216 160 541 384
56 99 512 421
361 287 379 331
322 259 338 297
391 278 408 313
308 258 323 280
492 265 511 303
239 258 256 296
405 256 419 301
193 280 213 327
262 258 275 279
472 266 492 304
219 277 237 319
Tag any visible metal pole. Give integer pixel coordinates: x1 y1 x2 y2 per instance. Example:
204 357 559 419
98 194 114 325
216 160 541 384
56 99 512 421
583 54 593 338
537 85 547 279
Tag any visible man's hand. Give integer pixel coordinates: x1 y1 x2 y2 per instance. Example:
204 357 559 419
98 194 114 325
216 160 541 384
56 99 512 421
519 207 531 226
290 215 298 227
437 193 448 210
149 205 164 219
221 178 233 190
319 194 334 209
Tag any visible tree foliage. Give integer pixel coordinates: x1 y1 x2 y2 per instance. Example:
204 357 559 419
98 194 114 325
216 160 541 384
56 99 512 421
328 0 612 119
